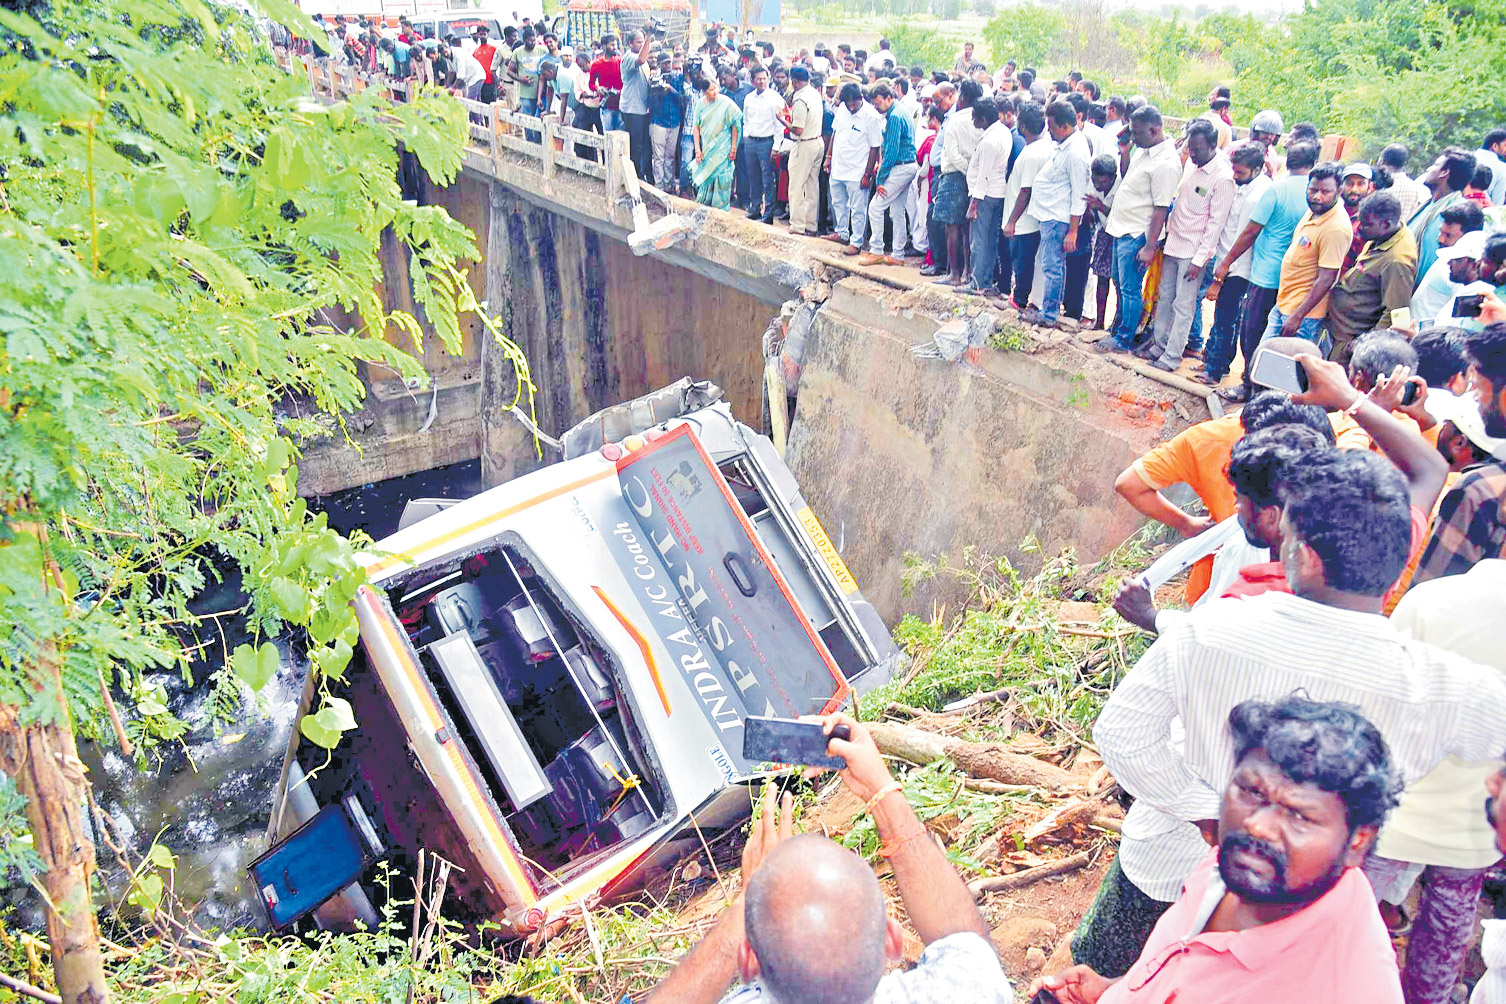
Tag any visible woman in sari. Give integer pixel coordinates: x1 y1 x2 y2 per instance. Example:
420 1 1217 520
692 75 741 210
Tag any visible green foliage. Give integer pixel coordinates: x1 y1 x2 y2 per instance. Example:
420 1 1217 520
0 0 496 769
881 21 957 73
0 776 43 886
983 3 1066 69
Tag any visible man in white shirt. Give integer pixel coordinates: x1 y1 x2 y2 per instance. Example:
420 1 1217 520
1410 204 1487 321
932 81 983 288
1476 128 1506 206
964 99 1011 297
1074 390 1504 979
451 35 486 100
823 82 882 254
1142 119 1236 371
1023 100 1092 326
864 38 896 73
740 67 786 223
1201 141 1274 385
1000 103 1051 308
1415 229 1490 326
1366 559 1506 1004
1095 104 1182 353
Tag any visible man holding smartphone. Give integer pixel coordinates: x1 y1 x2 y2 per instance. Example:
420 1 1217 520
648 713 1011 1004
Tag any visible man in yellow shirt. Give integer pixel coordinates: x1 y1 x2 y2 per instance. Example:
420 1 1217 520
1263 163 1351 354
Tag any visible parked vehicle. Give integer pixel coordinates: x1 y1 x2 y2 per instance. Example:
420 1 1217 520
254 381 901 935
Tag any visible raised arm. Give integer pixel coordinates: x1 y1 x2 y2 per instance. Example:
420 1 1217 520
822 713 990 944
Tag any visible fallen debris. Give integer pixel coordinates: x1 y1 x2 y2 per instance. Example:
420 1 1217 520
869 721 1078 792
967 850 1095 899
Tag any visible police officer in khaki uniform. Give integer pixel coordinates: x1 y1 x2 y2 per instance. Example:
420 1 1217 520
786 66 825 236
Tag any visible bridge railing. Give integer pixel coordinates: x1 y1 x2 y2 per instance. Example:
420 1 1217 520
277 49 609 188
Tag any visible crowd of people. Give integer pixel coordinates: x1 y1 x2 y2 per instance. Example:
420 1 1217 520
291 17 1506 1003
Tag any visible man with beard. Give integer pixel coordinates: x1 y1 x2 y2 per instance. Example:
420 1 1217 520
1030 696 1406 1003
1338 163 1376 272
1265 162 1351 352
1072 391 1499 978
1414 319 1506 581
1325 191 1417 364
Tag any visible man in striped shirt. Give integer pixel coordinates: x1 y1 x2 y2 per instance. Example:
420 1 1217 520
1072 412 1506 978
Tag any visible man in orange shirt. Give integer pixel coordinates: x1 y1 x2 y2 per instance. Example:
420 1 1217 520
1262 162 1351 352
1114 391 1332 603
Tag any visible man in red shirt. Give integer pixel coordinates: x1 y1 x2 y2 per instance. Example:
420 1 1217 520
587 34 624 133
473 26 498 102
1029 695 1406 1004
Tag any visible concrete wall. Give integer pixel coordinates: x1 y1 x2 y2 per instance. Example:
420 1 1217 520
480 185 772 487
787 281 1194 622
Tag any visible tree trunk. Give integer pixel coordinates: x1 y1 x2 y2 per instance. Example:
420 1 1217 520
0 643 110 1004
867 722 1078 792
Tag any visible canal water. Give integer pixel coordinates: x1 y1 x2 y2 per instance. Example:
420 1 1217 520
78 460 483 932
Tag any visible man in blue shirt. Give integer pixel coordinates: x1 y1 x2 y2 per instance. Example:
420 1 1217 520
648 53 683 193
860 83 917 265
1208 141 1317 402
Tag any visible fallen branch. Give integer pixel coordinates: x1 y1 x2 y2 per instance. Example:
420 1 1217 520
0 971 62 1004
869 722 1077 792
967 850 1093 898
962 778 1039 795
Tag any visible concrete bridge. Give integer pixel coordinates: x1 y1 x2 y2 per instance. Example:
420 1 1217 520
287 55 1214 620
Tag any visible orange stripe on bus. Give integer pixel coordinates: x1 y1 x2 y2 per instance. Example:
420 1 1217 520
591 585 672 716
367 467 618 576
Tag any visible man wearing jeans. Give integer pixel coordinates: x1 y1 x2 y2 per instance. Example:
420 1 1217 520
1141 119 1235 371
859 83 917 266
1022 101 1092 326
1094 104 1180 353
1208 140 1318 401
1200 142 1272 387
823 83 882 254
647 53 683 192
740 67 785 223
964 98 1009 297
1001 102 1050 309
1262 162 1351 354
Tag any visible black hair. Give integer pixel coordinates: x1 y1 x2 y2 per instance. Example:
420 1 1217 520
1240 389 1337 443
838 82 861 104
910 64 924 77
1279 449 1412 594
870 82 893 101
1066 91 1089 117
1471 163 1496 191
1485 232 1506 271
1017 101 1046 136
958 78 983 105
1356 189 1401 223
1045 100 1077 131
1465 322 1506 387
1484 127 1506 150
1086 101 1107 127
1210 84 1231 108
1439 204 1485 238
893 75 908 94
1067 70 1082 83
693 75 713 93
1379 143 1409 170
1017 69 1035 88
1227 424 1333 508
972 97 997 128
1441 147 1477 191
1185 117 1218 146
1307 161 1342 187
995 92 1018 116
1371 164 1393 190
1229 696 1400 831
1410 327 1471 387
927 104 945 123
1285 141 1320 172
1349 331 1418 383
1052 79 1071 93
1081 80 1099 100
1107 95 1126 119
1090 153 1117 177
1228 140 1267 172
1129 103 1162 128
1289 121 1321 144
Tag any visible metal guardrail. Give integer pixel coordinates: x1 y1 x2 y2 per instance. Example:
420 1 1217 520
279 50 609 187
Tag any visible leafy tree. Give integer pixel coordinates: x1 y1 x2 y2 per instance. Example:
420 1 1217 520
974 0 997 17
0 0 506 997
983 3 1067 69
883 21 959 71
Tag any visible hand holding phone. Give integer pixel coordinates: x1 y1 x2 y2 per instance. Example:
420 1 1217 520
1248 346 1309 395
1453 293 1486 319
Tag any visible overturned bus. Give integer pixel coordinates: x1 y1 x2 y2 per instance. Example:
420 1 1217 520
255 382 902 935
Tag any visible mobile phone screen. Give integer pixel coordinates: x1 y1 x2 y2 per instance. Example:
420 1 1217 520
742 716 849 770
1249 347 1309 395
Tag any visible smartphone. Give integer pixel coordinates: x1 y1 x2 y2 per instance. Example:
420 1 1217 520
1453 293 1486 318
742 716 851 770
1400 380 1420 406
1390 306 1411 330
1031 991 1062 1004
1249 346 1309 395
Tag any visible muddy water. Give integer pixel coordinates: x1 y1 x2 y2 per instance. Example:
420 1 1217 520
79 460 483 931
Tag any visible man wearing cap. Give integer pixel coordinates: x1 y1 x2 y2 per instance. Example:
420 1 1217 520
786 66 823 237
1425 229 1494 328
1339 163 1377 272
1326 190 1418 363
